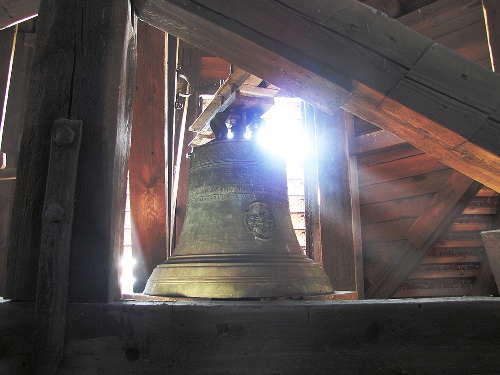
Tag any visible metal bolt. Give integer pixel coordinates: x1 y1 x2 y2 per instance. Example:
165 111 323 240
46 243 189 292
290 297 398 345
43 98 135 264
54 125 75 146
45 204 65 222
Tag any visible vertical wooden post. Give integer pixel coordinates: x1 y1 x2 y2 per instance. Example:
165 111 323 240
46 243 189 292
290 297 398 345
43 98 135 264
34 119 82 374
306 107 363 295
129 21 167 293
5 0 137 302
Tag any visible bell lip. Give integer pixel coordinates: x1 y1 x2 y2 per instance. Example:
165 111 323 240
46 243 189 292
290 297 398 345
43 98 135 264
143 259 334 299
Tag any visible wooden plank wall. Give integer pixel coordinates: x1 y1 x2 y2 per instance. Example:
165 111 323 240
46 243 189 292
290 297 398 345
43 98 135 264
357 0 496 297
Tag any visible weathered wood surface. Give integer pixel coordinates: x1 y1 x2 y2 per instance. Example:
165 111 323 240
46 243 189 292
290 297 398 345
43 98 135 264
349 129 405 156
5 0 137 302
134 0 500 192
309 108 363 294
365 172 482 298
34 119 81 374
399 0 490 66
130 21 167 293
0 0 39 29
2 299 500 374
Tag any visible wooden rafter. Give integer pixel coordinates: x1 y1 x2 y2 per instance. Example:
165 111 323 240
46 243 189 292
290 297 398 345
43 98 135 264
134 0 500 192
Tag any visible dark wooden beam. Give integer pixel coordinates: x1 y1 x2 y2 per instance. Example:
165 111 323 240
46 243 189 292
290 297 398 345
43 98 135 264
130 21 168 293
133 0 500 192
365 172 482 298
307 108 363 294
3 298 500 373
34 119 81 374
5 0 137 302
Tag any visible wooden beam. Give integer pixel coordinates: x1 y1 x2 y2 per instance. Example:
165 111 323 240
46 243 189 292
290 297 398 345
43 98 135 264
365 172 482 298
0 0 39 29
129 21 167 293
5 0 137 302
349 130 405 156
3 299 500 373
483 0 500 72
308 108 363 294
134 0 500 192
34 119 81 374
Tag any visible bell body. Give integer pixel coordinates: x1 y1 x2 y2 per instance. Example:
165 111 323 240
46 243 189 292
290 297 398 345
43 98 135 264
144 139 333 298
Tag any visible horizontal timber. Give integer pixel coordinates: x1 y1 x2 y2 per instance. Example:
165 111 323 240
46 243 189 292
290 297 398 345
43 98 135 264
134 0 500 191
2 298 500 374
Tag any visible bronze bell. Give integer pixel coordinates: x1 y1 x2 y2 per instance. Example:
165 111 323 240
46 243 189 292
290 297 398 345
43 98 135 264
144 138 333 298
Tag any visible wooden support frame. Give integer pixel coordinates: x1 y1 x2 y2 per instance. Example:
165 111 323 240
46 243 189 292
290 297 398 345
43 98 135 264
304 107 363 295
34 119 82 373
129 21 168 293
365 172 482 299
5 0 137 302
133 0 500 192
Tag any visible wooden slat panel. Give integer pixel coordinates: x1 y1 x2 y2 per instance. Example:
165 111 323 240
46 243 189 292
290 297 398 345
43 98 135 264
449 222 492 232
462 206 497 215
363 240 405 264
409 269 479 279
435 21 491 63
422 255 483 264
365 172 482 298
434 239 484 248
398 0 482 35
358 152 448 187
348 130 405 156
360 194 434 224
359 168 453 205
357 143 424 167
476 186 500 196
362 218 415 243
394 286 473 298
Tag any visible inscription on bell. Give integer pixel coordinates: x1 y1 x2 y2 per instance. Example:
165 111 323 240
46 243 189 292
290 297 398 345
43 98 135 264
243 202 276 240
